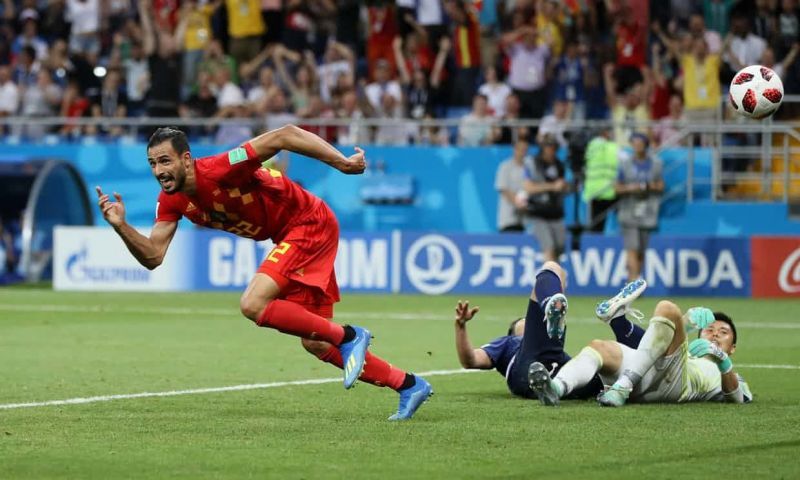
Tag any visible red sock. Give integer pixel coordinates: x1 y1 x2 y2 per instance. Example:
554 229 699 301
317 346 407 391
257 299 345 345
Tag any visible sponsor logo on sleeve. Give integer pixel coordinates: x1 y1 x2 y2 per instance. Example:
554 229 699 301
228 147 248 165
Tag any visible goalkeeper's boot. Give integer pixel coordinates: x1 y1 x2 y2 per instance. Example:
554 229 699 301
597 383 632 407
389 375 433 421
596 278 647 323
339 325 371 389
544 293 568 340
528 362 563 406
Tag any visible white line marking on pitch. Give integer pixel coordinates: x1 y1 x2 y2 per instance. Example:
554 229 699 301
737 364 800 370
2 304 800 329
0 369 484 411
0 364 796 411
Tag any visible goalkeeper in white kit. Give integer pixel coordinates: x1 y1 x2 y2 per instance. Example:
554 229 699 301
529 282 753 406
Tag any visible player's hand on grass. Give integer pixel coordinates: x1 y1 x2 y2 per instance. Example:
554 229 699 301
96 186 126 228
455 300 479 327
336 147 367 174
689 338 733 374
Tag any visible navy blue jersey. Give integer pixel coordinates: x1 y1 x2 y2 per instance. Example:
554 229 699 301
481 335 522 377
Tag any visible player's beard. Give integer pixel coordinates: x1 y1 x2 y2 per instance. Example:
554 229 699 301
158 169 185 194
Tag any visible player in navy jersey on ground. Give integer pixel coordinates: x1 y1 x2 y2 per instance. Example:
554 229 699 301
454 261 649 399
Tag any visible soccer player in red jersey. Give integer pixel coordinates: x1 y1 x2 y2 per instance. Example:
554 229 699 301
96 125 433 420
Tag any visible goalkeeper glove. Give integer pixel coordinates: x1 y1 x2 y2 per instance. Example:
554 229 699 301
689 338 733 374
685 307 714 333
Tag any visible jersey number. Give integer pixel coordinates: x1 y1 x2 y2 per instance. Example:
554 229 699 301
226 221 262 238
267 242 291 263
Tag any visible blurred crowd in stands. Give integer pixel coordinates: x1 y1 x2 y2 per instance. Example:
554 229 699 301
0 0 796 146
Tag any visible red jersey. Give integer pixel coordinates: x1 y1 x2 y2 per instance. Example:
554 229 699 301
155 143 321 242
615 21 645 68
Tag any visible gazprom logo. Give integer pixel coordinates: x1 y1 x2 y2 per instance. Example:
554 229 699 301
66 245 150 283
405 234 462 294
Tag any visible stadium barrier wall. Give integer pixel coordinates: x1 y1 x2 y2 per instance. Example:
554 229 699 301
9 142 799 236
53 226 800 298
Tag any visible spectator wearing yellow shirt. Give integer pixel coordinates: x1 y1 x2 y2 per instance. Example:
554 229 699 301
603 63 650 150
656 24 720 146
535 0 563 57
176 0 220 99
679 38 720 121
225 0 266 65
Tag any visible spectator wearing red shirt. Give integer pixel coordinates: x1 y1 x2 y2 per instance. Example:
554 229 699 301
59 78 90 138
444 0 481 106
152 0 180 32
649 43 671 120
613 5 646 93
367 2 398 81
399 15 436 75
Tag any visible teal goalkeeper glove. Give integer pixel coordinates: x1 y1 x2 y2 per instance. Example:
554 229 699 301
689 338 733 374
685 307 715 333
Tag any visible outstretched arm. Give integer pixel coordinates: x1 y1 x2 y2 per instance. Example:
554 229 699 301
240 44 275 81
780 43 800 72
723 33 744 72
454 300 494 369
96 187 177 270
273 45 301 93
138 0 156 56
248 124 366 174
602 62 617 109
430 36 451 88
393 36 411 85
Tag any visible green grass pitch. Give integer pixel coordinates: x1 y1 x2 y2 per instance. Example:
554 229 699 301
1 288 799 479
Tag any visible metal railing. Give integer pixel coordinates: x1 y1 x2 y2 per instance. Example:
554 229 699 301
0 115 798 202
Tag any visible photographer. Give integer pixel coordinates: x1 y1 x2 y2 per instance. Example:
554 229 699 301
615 133 664 282
516 135 567 262
582 126 618 233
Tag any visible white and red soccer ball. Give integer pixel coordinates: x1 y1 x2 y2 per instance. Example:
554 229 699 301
729 65 784 119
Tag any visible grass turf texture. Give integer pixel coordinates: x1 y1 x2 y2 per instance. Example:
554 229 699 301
1 289 799 479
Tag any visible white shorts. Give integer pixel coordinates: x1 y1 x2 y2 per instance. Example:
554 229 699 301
600 342 688 403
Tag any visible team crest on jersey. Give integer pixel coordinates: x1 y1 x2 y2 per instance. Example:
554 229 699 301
228 147 248 165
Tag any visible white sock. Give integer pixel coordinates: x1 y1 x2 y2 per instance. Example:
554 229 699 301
554 346 603 397
616 316 675 390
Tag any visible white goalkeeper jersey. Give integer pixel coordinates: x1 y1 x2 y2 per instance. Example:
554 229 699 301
681 357 753 403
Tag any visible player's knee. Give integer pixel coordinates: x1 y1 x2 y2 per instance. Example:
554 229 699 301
531 262 565 300
540 261 565 282
653 300 681 324
588 339 612 355
301 338 331 357
240 294 267 322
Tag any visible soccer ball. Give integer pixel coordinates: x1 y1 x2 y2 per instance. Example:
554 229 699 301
728 65 784 119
